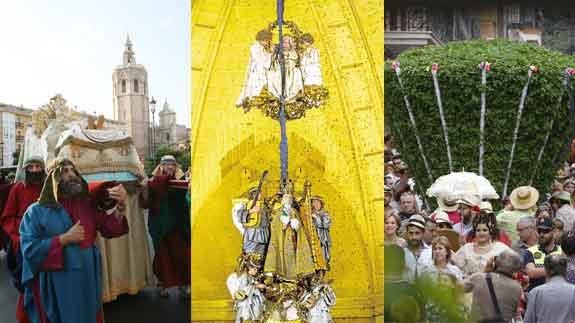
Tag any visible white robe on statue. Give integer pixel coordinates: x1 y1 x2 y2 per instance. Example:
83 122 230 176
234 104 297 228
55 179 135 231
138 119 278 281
301 283 336 323
266 49 304 102
300 47 323 86
236 42 272 106
226 272 265 322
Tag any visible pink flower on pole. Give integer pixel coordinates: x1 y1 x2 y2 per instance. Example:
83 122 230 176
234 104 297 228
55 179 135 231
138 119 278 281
431 63 439 74
479 61 491 72
391 61 400 70
529 65 539 73
566 68 575 76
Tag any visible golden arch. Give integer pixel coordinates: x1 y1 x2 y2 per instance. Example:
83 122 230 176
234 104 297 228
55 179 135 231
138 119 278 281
191 0 384 321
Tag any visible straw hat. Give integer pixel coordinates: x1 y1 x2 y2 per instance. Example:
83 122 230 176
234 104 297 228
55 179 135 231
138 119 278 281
437 197 459 212
407 214 426 230
552 191 571 203
479 201 494 214
396 162 408 171
434 210 452 227
509 186 539 210
160 155 177 164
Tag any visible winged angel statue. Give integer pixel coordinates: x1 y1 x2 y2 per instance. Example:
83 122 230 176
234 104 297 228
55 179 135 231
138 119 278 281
235 22 328 120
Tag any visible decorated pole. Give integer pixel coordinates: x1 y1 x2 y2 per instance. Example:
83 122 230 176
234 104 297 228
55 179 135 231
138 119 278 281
430 63 453 172
502 66 537 198
478 61 490 176
277 0 288 187
391 61 434 184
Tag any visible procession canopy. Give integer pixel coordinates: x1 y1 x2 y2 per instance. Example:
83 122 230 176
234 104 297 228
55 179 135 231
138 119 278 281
19 94 145 183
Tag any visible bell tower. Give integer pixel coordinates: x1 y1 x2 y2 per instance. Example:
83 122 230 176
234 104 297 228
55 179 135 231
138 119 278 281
158 99 177 148
113 35 150 159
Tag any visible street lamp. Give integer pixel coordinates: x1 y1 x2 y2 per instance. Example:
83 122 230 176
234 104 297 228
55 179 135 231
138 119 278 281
150 96 156 158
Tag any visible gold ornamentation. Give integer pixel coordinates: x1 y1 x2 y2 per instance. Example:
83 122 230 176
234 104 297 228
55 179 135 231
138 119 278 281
238 86 328 121
300 181 328 271
31 94 79 135
233 291 247 301
238 20 329 121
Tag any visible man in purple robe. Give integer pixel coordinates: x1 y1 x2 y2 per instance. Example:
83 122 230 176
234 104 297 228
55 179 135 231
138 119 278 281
19 158 128 323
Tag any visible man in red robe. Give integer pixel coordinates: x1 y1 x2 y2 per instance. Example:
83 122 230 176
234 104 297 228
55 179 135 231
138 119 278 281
19 158 128 323
1 157 127 323
0 156 45 323
144 155 190 298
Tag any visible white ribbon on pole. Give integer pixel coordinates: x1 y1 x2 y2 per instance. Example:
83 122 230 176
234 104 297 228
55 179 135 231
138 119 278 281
392 62 434 183
431 63 453 172
502 67 536 197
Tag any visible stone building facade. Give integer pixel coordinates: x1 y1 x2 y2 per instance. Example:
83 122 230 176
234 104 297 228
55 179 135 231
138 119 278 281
385 1 575 58
0 104 34 167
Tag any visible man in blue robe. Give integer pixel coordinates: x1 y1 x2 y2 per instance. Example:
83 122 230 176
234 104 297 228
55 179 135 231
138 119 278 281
19 158 128 323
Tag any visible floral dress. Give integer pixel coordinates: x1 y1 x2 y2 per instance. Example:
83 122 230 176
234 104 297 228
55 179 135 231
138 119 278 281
452 241 511 277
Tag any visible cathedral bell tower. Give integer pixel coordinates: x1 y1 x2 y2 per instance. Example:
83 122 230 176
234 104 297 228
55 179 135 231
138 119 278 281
158 99 177 148
112 35 150 159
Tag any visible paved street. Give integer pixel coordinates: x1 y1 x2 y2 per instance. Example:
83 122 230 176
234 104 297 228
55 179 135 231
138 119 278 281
0 251 18 323
0 251 189 323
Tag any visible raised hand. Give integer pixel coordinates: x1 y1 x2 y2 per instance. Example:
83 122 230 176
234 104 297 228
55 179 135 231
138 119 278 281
108 184 127 202
60 221 85 246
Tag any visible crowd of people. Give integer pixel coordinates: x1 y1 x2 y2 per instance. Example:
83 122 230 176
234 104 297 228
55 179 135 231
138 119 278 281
384 134 575 323
0 155 190 323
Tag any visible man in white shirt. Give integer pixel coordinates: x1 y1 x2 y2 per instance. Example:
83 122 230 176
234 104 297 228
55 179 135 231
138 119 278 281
404 214 433 280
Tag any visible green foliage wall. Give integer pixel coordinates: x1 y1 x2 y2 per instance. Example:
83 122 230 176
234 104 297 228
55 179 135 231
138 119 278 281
385 40 575 202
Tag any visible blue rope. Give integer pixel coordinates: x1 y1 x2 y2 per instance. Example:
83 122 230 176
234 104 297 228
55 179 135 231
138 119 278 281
277 0 288 186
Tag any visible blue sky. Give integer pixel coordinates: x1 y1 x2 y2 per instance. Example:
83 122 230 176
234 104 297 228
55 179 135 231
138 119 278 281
0 1 189 126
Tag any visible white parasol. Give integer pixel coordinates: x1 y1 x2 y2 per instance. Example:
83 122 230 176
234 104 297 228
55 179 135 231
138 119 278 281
426 171 499 202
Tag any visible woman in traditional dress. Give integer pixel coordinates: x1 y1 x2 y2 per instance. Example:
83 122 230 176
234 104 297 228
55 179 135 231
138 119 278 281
452 214 511 277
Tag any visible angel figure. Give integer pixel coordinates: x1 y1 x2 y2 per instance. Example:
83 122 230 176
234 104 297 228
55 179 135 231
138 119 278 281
299 33 323 86
226 255 266 323
236 30 273 106
311 195 331 267
232 187 271 259
266 35 304 102
299 272 336 323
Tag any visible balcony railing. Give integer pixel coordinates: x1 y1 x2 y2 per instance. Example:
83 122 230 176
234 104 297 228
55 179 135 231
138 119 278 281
385 6 482 44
